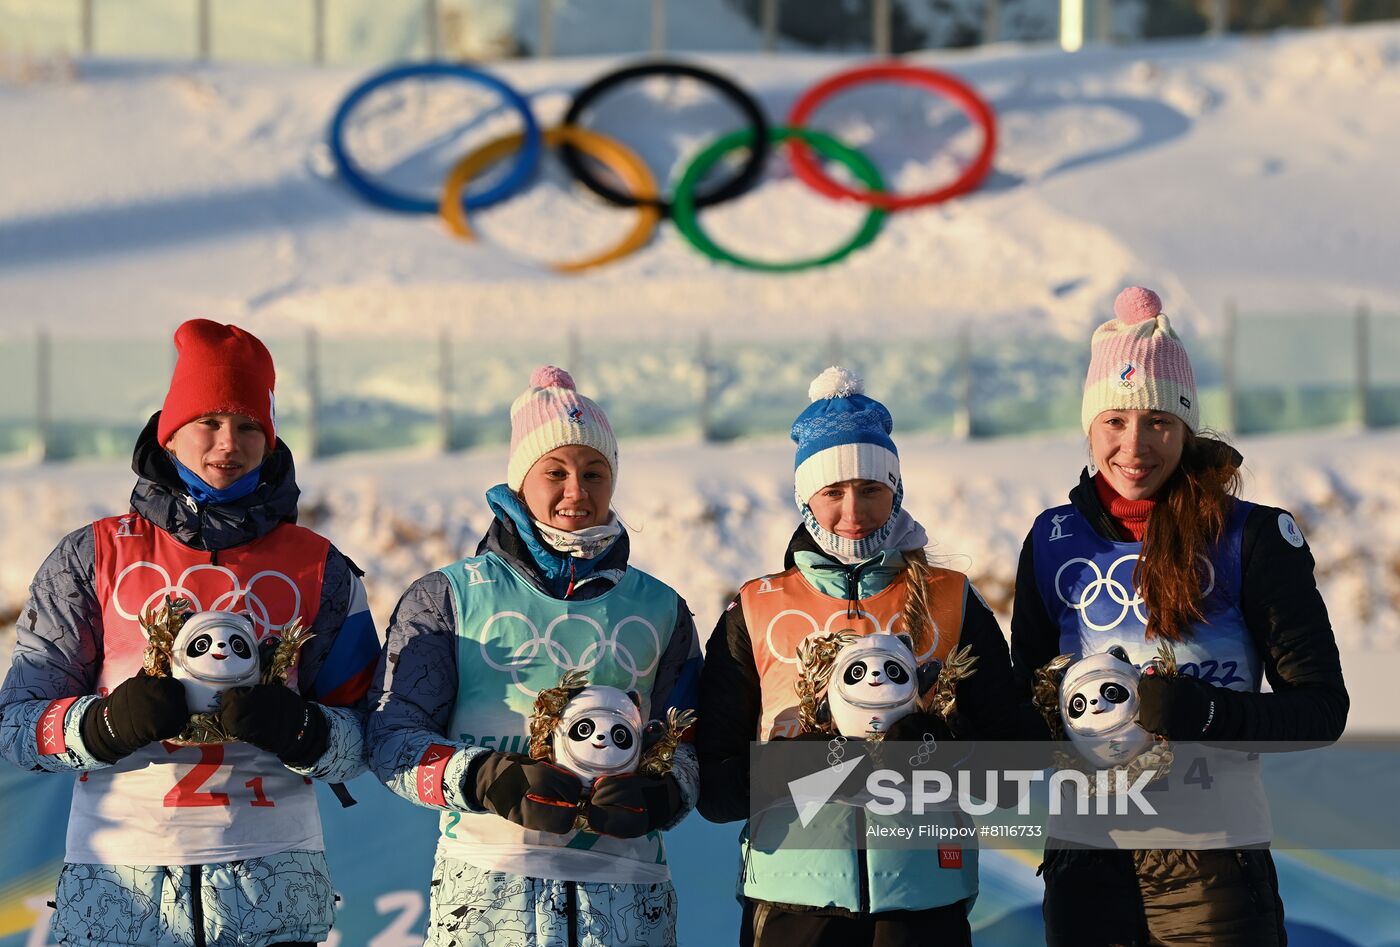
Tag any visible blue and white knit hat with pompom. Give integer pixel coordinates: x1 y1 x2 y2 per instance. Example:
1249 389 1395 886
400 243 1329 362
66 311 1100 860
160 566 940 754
791 366 901 504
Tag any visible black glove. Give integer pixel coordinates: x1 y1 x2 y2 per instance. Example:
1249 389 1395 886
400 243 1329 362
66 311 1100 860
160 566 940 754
218 685 329 766
81 672 190 763
882 711 956 744
465 752 583 835
1137 670 1219 740
586 772 685 838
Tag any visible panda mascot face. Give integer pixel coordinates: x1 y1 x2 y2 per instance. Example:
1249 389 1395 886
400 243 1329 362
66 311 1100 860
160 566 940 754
171 611 261 713
828 633 919 737
1058 646 1153 767
553 685 643 781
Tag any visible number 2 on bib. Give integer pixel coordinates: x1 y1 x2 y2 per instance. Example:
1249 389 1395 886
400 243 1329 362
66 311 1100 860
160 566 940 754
163 743 231 807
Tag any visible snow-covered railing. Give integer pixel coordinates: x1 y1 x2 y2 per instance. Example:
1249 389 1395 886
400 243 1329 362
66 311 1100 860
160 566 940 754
2 307 1395 463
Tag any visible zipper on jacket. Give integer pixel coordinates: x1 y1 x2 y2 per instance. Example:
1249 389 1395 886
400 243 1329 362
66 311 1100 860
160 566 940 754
189 863 206 947
210 548 219 566
565 880 579 947
856 807 870 914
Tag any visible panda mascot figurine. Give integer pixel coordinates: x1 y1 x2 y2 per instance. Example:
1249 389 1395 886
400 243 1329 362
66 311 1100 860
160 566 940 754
1056 645 1154 768
170 610 263 713
826 633 922 738
552 685 644 782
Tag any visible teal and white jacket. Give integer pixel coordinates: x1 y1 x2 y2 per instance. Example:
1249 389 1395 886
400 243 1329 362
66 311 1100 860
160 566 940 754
697 525 1044 914
367 486 702 885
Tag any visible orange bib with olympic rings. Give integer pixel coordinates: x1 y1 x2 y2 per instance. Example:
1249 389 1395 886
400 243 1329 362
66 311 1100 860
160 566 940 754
741 565 968 741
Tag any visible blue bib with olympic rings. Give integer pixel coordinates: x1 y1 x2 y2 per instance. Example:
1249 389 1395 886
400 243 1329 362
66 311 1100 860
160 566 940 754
440 551 680 755
1031 500 1261 693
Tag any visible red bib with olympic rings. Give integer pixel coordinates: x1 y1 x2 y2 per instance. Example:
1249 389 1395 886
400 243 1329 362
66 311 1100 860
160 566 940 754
92 513 328 695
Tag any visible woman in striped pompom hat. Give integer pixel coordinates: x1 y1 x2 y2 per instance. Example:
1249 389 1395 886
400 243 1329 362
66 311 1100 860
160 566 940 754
1011 286 1348 944
368 365 702 946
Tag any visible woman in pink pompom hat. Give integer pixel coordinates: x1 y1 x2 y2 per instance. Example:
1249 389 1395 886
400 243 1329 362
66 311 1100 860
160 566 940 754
367 366 701 946
1009 288 1348 943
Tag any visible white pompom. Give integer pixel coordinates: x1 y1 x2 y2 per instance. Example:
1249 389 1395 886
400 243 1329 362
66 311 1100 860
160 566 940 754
808 366 865 402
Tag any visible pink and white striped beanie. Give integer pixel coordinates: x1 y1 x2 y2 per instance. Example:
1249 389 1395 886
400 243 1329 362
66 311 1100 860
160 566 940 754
1081 287 1200 433
507 366 618 491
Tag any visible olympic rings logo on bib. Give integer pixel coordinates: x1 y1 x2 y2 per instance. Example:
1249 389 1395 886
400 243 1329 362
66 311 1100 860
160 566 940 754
763 607 938 666
327 59 996 275
111 560 301 640
1054 554 1216 633
476 611 663 697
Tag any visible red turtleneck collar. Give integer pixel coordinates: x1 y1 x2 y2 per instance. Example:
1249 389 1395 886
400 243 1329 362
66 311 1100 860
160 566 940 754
1093 472 1156 542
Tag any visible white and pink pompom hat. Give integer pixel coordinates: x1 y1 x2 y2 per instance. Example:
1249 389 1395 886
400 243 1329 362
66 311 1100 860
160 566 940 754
1081 286 1200 433
507 365 618 491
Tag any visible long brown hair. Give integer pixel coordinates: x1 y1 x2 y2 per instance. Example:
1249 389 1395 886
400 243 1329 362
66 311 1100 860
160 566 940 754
1135 431 1242 641
899 548 939 659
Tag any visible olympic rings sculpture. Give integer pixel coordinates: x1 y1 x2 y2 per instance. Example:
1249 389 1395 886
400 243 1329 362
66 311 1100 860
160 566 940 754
328 58 997 274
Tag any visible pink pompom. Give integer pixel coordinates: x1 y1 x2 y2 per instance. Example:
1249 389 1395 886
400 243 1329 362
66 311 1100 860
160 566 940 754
530 365 576 390
1113 287 1163 324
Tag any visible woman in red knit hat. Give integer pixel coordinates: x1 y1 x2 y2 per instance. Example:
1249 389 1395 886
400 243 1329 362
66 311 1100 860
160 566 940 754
0 320 381 947
1010 288 1348 944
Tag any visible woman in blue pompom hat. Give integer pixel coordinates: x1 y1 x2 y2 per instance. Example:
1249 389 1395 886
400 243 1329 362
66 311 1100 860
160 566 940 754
696 366 1044 947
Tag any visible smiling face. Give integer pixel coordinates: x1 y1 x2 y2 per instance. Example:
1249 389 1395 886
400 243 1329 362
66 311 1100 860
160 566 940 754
1089 409 1186 501
807 479 895 541
165 413 268 490
519 445 614 532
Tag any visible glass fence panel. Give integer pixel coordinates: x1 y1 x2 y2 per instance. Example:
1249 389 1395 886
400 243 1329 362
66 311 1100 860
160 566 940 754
542 0 653 57
262 335 313 460
705 338 832 441
92 0 197 59
968 331 1086 437
844 335 961 435
0 335 37 458
46 337 171 460
1367 312 1400 428
324 0 429 65
449 339 562 449
437 0 520 60
0 0 79 54
315 336 442 456
209 0 313 63
14 316 1398 462
1235 313 1360 433
578 339 703 441
664 0 769 53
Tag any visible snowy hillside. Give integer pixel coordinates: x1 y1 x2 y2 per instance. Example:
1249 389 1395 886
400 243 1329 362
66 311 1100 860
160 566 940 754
2 24 1399 344
2 18 1400 947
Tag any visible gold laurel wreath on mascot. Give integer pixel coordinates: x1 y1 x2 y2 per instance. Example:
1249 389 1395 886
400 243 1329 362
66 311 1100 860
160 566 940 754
139 594 313 745
530 669 697 832
794 629 979 739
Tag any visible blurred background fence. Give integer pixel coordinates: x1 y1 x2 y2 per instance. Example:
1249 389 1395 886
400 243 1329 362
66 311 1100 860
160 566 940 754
3 0 1400 70
2 307 1395 463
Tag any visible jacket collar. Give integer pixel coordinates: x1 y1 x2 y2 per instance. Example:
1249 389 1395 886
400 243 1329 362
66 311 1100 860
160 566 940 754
129 411 300 552
478 484 629 599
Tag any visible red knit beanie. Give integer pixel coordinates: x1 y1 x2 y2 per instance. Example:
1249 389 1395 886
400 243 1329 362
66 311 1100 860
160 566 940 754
157 320 277 449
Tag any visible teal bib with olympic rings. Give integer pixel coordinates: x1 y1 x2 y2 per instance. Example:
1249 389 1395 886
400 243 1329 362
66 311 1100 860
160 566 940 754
440 551 679 755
